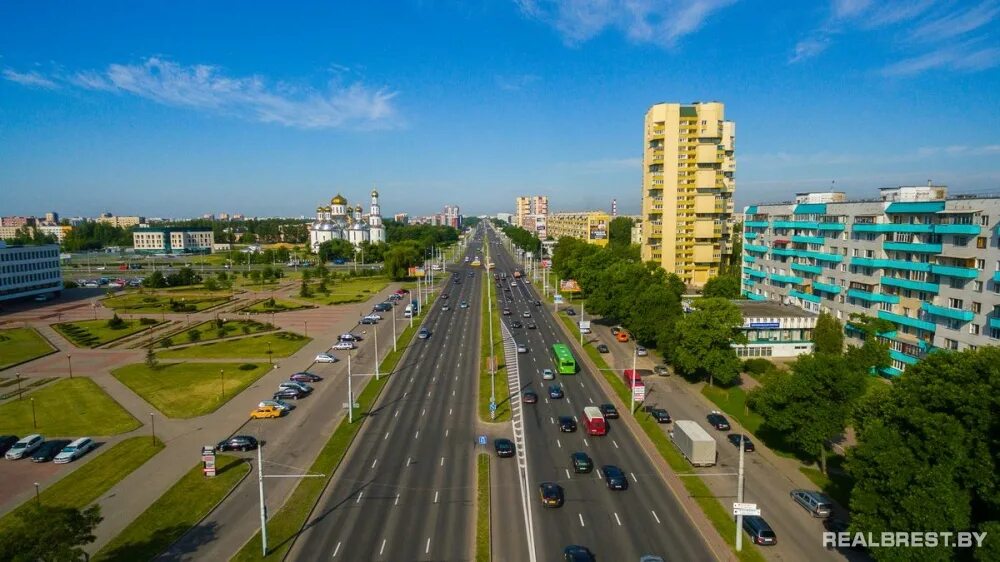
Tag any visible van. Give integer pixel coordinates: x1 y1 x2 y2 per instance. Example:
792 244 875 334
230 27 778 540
790 489 834 518
742 515 777 545
403 304 413 318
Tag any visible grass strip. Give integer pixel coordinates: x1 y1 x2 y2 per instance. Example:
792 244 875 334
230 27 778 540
476 453 491 562
0 377 141 436
156 332 310 360
0 327 56 369
93 455 250 562
161 319 277 347
479 268 510 422
112 362 270 419
0 436 164 535
54 319 162 348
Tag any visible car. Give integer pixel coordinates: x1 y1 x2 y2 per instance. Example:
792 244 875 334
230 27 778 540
527 322 537 329
278 381 313 394
596 343 609 354
548 385 564 399
611 327 621 335
0 435 18 456
728 433 756 452
273 388 306 401
250 405 284 419
521 311 531 318
502 309 511 316
541 369 555 380
259 399 295 411
31 439 71 463
602 465 629 490
442 304 451 311
290 372 322 383
707 412 731 431
494 438 515 458
616 331 629 342
539 482 564 507
338 333 361 342
360 317 377 325
34 294 50 302
534 300 541 306
571 452 593 473
468 271 474 277
565 308 576 316
563 545 595 562
53 437 95 464
5 434 44 460
315 353 338 363
599 403 619 419
460 301 469 309
639 557 665 562
558 416 577 432
516 343 528 353
791 489 834 518
333 341 355 351
217 435 259 452
650 408 672 423
453 279 461 284
523 391 538 404
580 326 591 334
511 320 523 328
636 346 648 356
418 328 430 339
653 364 670 376
742 515 777 545
440 293 449 299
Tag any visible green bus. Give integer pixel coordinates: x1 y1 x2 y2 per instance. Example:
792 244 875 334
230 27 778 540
551 343 577 374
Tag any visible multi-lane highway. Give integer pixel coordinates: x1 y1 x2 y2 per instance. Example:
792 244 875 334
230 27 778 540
487 227 717 561
288 239 485 560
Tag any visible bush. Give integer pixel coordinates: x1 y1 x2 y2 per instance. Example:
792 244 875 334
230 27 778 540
64 280 79 289
160 337 173 348
188 329 201 343
743 358 776 376
107 314 126 330
238 363 257 371
139 317 158 326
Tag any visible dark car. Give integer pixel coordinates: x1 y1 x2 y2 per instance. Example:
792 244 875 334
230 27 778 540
418 328 430 339
494 438 515 458
564 545 596 562
523 391 538 404
290 372 322 383
31 439 70 463
360 317 377 325
603 465 629 490
539 482 564 508
650 408 672 424
727 434 755 452
596 343 609 353
571 452 593 473
217 435 259 452
548 385 564 399
743 515 777 545
707 412 731 431
273 388 306 401
599 403 619 419
0 435 18 456
511 320 523 328
565 308 576 316
534 300 542 306
558 416 577 432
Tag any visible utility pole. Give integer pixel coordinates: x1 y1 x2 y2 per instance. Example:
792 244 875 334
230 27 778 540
374 324 380 381
736 433 746 551
487 234 496 420
257 443 324 557
347 352 354 423
630 346 637 414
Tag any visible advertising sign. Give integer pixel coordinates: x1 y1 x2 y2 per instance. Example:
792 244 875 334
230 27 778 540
748 322 780 329
733 502 761 516
589 220 608 240
202 446 217 477
579 320 591 330
407 266 426 278
632 385 645 403
554 294 564 304
560 279 582 293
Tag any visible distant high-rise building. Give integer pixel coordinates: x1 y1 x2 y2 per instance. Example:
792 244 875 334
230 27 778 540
394 212 409 224
641 101 735 287
1 216 35 228
547 211 611 246
96 213 145 228
442 204 462 228
514 195 548 239
44 212 59 224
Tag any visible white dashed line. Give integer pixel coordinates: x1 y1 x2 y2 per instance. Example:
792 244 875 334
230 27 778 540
631 472 638 482
556 439 562 449
613 440 620 449
371 459 378 469
395 494 400 506
583 438 590 447
425 538 431 554
421 408 426 416
578 514 585 527
380 539 387 556
394 410 399 418
333 541 341 557
565 469 571 480
355 492 364 504
448 408 453 416
384 431 389 441
614 512 622 526
567 397 572 404
406 457 412 466
415 430 419 439
440 457 445 467
651 510 661 524
445 429 449 437
434 491 439 503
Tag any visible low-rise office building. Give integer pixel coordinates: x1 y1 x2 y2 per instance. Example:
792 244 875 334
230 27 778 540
0 242 63 302
546 211 611 246
96 213 145 228
132 227 215 254
741 185 1000 376
733 300 816 358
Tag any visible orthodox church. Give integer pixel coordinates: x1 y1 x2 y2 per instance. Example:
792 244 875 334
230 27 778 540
308 190 386 253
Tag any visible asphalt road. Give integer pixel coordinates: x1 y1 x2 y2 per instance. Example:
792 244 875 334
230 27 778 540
487 230 715 562
287 240 485 561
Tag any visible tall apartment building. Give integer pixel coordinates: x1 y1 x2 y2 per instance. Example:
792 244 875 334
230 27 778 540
641 101 735 287
514 195 549 239
547 211 611 246
741 185 1000 376
442 204 463 228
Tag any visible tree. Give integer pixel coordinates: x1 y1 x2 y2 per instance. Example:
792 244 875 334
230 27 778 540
187 328 201 343
846 313 894 373
318 239 355 262
355 241 387 264
701 273 740 299
299 278 311 298
145 346 158 369
383 241 422 281
106 313 126 330
671 298 746 386
608 216 634 247
203 277 219 291
749 353 867 473
143 271 166 289
0 504 102 562
812 311 844 355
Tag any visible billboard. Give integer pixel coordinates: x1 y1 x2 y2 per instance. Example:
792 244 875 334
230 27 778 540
589 220 608 240
560 279 582 293
407 266 426 278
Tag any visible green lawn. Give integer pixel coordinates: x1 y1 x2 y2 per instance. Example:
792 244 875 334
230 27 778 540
93 455 249 562
480 272 510 422
297 276 389 305
0 437 163 535
701 383 804 460
111 362 270 418
102 292 230 313
242 298 313 313
0 327 56 369
53 318 161 348
156 332 310 360
476 454 491 562
163 319 276 346
0 378 141 436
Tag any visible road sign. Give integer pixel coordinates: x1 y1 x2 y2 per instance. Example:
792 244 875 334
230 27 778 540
554 294 564 304
632 385 646 403
733 502 761 516
478 435 488 446
489 401 497 412
578 320 591 330
342 402 361 409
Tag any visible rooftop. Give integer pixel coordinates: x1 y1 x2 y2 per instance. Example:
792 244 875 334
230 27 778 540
734 300 817 319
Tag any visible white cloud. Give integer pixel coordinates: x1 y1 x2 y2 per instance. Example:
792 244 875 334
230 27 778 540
743 144 1000 167
495 73 541 91
5 57 398 130
515 0 736 47
2 69 58 89
882 43 1000 76
909 0 1000 43
790 36 831 63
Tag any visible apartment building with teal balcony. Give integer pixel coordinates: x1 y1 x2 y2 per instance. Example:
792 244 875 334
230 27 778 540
741 185 1000 376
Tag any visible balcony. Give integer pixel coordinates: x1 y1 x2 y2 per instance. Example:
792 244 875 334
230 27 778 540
880 275 939 294
883 241 943 253
791 263 823 275
744 232 758 240
791 235 825 245
933 223 981 235
816 222 846 231
745 244 768 253
770 273 804 285
930 263 979 279
743 267 767 279
889 349 919 366
744 292 766 301
847 288 900 304
853 223 934 233
878 310 936 332
851 257 931 272
771 247 796 257
743 255 756 264
812 281 842 294
745 221 769 228
789 289 821 303
920 302 974 322
773 220 819 230
798 249 843 263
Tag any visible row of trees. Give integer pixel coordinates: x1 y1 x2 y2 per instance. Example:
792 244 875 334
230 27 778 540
495 222 542 255
141 267 202 289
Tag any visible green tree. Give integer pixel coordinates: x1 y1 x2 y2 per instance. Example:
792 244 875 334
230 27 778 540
846 313 894 373
299 278 312 298
318 238 355 262
145 346 158 369
671 298 746 386
203 277 219 291
701 273 740 299
355 241 387 263
749 353 867 473
143 271 166 289
106 313 126 330
813 311 844 355
383 241 422 281
0 504 102 562
187 328 201 343
608 216 634 247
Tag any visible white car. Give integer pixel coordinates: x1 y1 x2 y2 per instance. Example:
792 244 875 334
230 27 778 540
636 346 648 357
365 314 383 321
5 434 44 460
314 353 338 363
54 437 95 464
542 369 555 380
259 399 295 412
333 341 355 350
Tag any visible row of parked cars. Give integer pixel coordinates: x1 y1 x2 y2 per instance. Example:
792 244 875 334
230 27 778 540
2 434 96 463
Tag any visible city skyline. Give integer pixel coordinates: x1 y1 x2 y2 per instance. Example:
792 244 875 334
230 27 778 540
2 1 998 217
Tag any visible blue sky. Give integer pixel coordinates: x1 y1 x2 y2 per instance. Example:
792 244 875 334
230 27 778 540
1 0 998 218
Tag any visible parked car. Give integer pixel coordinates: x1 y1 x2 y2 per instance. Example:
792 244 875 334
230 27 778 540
742 515 777 545
650 408 672 423
571 452 593 473
338 333 361 342
542 369 555 380
599 403 619 419
653 365 670 376
5 434 44 460
31 439 71 463
565 308 576 316
563 546 595 562
548 385 564 399
273 388 307 401
791 489 834 518
539 482 564 508
558 416 577 432
53 437 96 464
494 438 515 458
502 309 511 316
527 322 537 329
250 405 284 419
315 353 338 363
602 465 629 490
523 391 538 404
0 435 19 456
707 411 731 431
217 435 259 452
596 343 609 354
727 434 756 452
290 372 322 383
360 317 377 325
511 320 523 328
259 399 295 411
278 381 313 394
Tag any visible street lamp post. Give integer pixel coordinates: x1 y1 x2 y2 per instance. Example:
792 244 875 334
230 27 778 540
487 240 496 420
220 369 225 399
392 307 397 352
374 324 380 381
31 397 37 429
347 352 354 423
267 341 272 365
304 321 308 338
16 372 22 400
631 345 638 414
33 482 40 505
67 355 73 379
150 413 156 445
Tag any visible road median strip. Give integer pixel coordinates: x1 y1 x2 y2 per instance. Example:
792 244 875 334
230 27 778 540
479 259 510 423
476 453 491 562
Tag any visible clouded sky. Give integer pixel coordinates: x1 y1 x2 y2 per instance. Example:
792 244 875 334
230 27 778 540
1 0 998 217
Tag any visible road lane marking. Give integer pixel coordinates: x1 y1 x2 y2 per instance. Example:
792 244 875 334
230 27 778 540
406 457 411 466
631 472 638 482
565 469 571 480
333 541 341 557
394 410 399 418
445 429 449 437
452 390 456 396
384 431 389 441
440 456 445 466
567 397 572 404
421 408 426 416
550 417 554 424
583 438 590 447
434 491 439 503
652 510 661 524
578 514 585 527
449 408 453 415
614 512 622 526
355 492 364 504
415 430 419 439
371 459 378 469
573 415 578 422
556 439 561 448
425 538 431 554
380 539 387 556
613 440 620 449
395 494 400 506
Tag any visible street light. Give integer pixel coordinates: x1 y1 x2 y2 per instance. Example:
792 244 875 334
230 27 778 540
266 341 273 365
347 351 354 423
150 413 156 446
220 369 225 399
30 397 37 429
67 355 73 379
33 482 40 505
304 321 308 338
15 373 22 400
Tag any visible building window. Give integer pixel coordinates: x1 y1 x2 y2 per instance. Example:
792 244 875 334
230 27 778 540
949 298 964 309
976 259 986 270
975 280 984 292
973 302 982 314
971 324 981 335
945 338 959 350
978 237 988 249
980 215 990 226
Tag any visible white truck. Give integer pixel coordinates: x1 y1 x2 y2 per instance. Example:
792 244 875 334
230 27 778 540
671 420 717 467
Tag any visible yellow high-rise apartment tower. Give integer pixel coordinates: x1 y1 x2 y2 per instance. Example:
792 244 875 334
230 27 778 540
641 102 735 287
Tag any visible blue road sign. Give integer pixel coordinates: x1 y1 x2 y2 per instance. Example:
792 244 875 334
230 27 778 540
489 401 497 412
478 435 488 446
